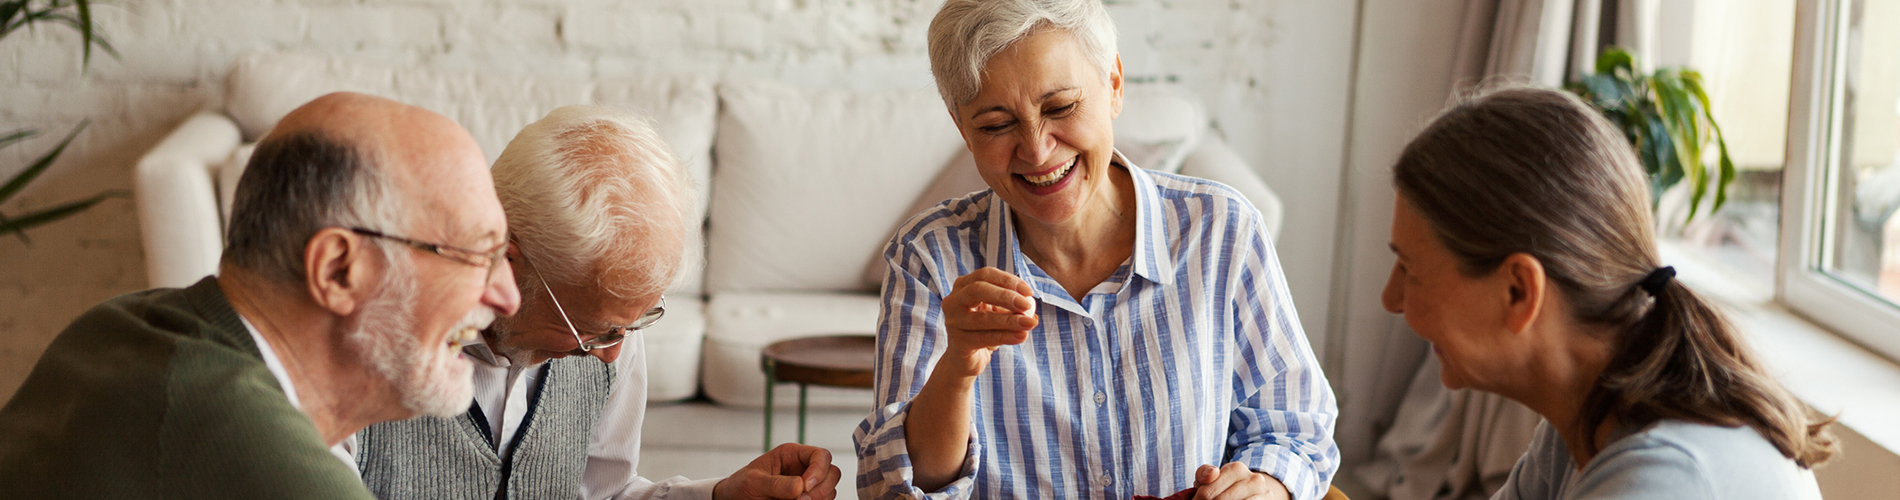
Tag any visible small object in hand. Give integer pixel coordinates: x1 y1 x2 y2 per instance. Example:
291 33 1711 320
1132 486 1197 500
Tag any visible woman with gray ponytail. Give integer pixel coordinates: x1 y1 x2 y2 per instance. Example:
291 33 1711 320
1381 87 1834 499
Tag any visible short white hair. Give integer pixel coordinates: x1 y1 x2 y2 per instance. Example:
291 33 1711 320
491 105 697 299
927 0 1119 113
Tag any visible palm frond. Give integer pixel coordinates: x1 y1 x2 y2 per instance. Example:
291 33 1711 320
0 122 86 205
0 190 125 244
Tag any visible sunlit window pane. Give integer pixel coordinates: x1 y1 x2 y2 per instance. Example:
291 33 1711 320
1665 0 1796 284
1825 0 1900 304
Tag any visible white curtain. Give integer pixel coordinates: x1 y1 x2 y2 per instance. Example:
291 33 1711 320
1449 0 1580 88
1352 2 1654 499
1356 354 1542 500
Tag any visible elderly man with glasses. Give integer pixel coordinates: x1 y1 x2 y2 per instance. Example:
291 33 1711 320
352 105 843 500
0 92 521 499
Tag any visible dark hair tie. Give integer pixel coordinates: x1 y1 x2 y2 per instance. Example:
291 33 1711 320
1638 266 1676 296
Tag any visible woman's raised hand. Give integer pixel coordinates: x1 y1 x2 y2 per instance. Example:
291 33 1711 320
939 267 1039 377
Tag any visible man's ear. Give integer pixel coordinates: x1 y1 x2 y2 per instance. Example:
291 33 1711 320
306 227 378 317
1107 54 1125 120
1500 252 1547 334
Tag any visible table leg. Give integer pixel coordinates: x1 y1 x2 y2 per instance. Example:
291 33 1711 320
798 383 809 444
764 360 776 453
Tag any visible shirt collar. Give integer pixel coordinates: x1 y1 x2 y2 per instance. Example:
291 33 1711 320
981 149 1175 291
460 330 510 368
238 315 301 410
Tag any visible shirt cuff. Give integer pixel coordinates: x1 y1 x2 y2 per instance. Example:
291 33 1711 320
1232 443 1328 500
656 476 724 500
853 400 982 500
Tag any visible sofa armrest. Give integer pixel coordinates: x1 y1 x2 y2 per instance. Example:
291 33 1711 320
1178 134 1285 241
135 112 243 288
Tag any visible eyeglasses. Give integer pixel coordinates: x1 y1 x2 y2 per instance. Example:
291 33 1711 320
520 250 664 352
349 227 508 281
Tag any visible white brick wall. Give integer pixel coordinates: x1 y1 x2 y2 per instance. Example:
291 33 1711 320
0 0 1357 403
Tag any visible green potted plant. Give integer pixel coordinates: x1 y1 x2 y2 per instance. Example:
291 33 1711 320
1566 47 1735 224
1 0 119 243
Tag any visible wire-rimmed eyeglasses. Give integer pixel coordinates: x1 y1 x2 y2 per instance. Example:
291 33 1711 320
348 227 507 280
520 250 664 352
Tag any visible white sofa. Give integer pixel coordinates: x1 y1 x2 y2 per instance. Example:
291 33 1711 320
135 52 1284 408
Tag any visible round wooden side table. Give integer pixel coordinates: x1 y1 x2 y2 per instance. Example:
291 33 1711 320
759 334 876 451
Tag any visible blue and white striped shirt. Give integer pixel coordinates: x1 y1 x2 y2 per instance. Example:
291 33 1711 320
853 161 1339 500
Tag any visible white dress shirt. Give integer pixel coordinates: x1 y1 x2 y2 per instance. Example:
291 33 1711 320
344 331 721 500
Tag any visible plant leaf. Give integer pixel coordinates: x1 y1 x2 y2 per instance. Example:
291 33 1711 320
1653 74 1709 222
1597 47 1636 76
75 0 93 68
0 191 121 242
1645 112 1682 195
1578 74 1626 109
1679 72 1735 214
0 210 29 245
0 128 36 150
0 122 86 205
0 1 25 38
1712 136 1735 213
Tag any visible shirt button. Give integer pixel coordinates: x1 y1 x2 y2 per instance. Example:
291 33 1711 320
1097 473 1113 486
1094 391 1107 405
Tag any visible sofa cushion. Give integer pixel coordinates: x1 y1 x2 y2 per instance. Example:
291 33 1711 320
221 51 718 295
639 297 707 402
1113 83 1207 171
702 291 882 408
707 80 966 294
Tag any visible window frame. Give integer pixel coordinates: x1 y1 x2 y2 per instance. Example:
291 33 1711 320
1779 0 1900 362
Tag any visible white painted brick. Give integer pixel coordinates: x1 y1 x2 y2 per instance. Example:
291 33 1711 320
304 5 443 50
677 8 725 50
7 85 121 124
717 11 769 54
444 7 561 50
91 2 176 42
757 9 826 51
563 7 692 53
594 51 729 78
426 45 594 81
14 40 84 84
89 41 201 85
184 4 307 47
117 85 213 132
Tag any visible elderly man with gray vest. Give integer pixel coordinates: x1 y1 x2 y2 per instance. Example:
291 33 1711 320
352 105 843 500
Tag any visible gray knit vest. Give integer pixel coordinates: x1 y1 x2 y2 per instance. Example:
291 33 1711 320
356 356 613 500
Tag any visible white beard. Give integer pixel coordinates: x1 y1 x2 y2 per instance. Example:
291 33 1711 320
346 255 490 418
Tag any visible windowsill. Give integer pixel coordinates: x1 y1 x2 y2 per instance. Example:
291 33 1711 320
1661 242 1900 458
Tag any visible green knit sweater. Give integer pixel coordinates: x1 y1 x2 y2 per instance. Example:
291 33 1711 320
0 276 375 499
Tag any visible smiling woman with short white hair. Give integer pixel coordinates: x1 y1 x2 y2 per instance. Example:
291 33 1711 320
852 1 1338 499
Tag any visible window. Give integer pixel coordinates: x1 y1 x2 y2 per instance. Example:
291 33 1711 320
1660 0 1797 286
1781 0 1900 361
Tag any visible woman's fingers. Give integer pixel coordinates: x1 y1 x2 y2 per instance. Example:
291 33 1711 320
943 268 1038 354
1191 463 1288 500
946 274 1036 332
950 269 1035 314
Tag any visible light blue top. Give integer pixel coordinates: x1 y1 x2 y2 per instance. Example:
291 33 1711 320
853 159 1339 500
1494 420 1822 500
